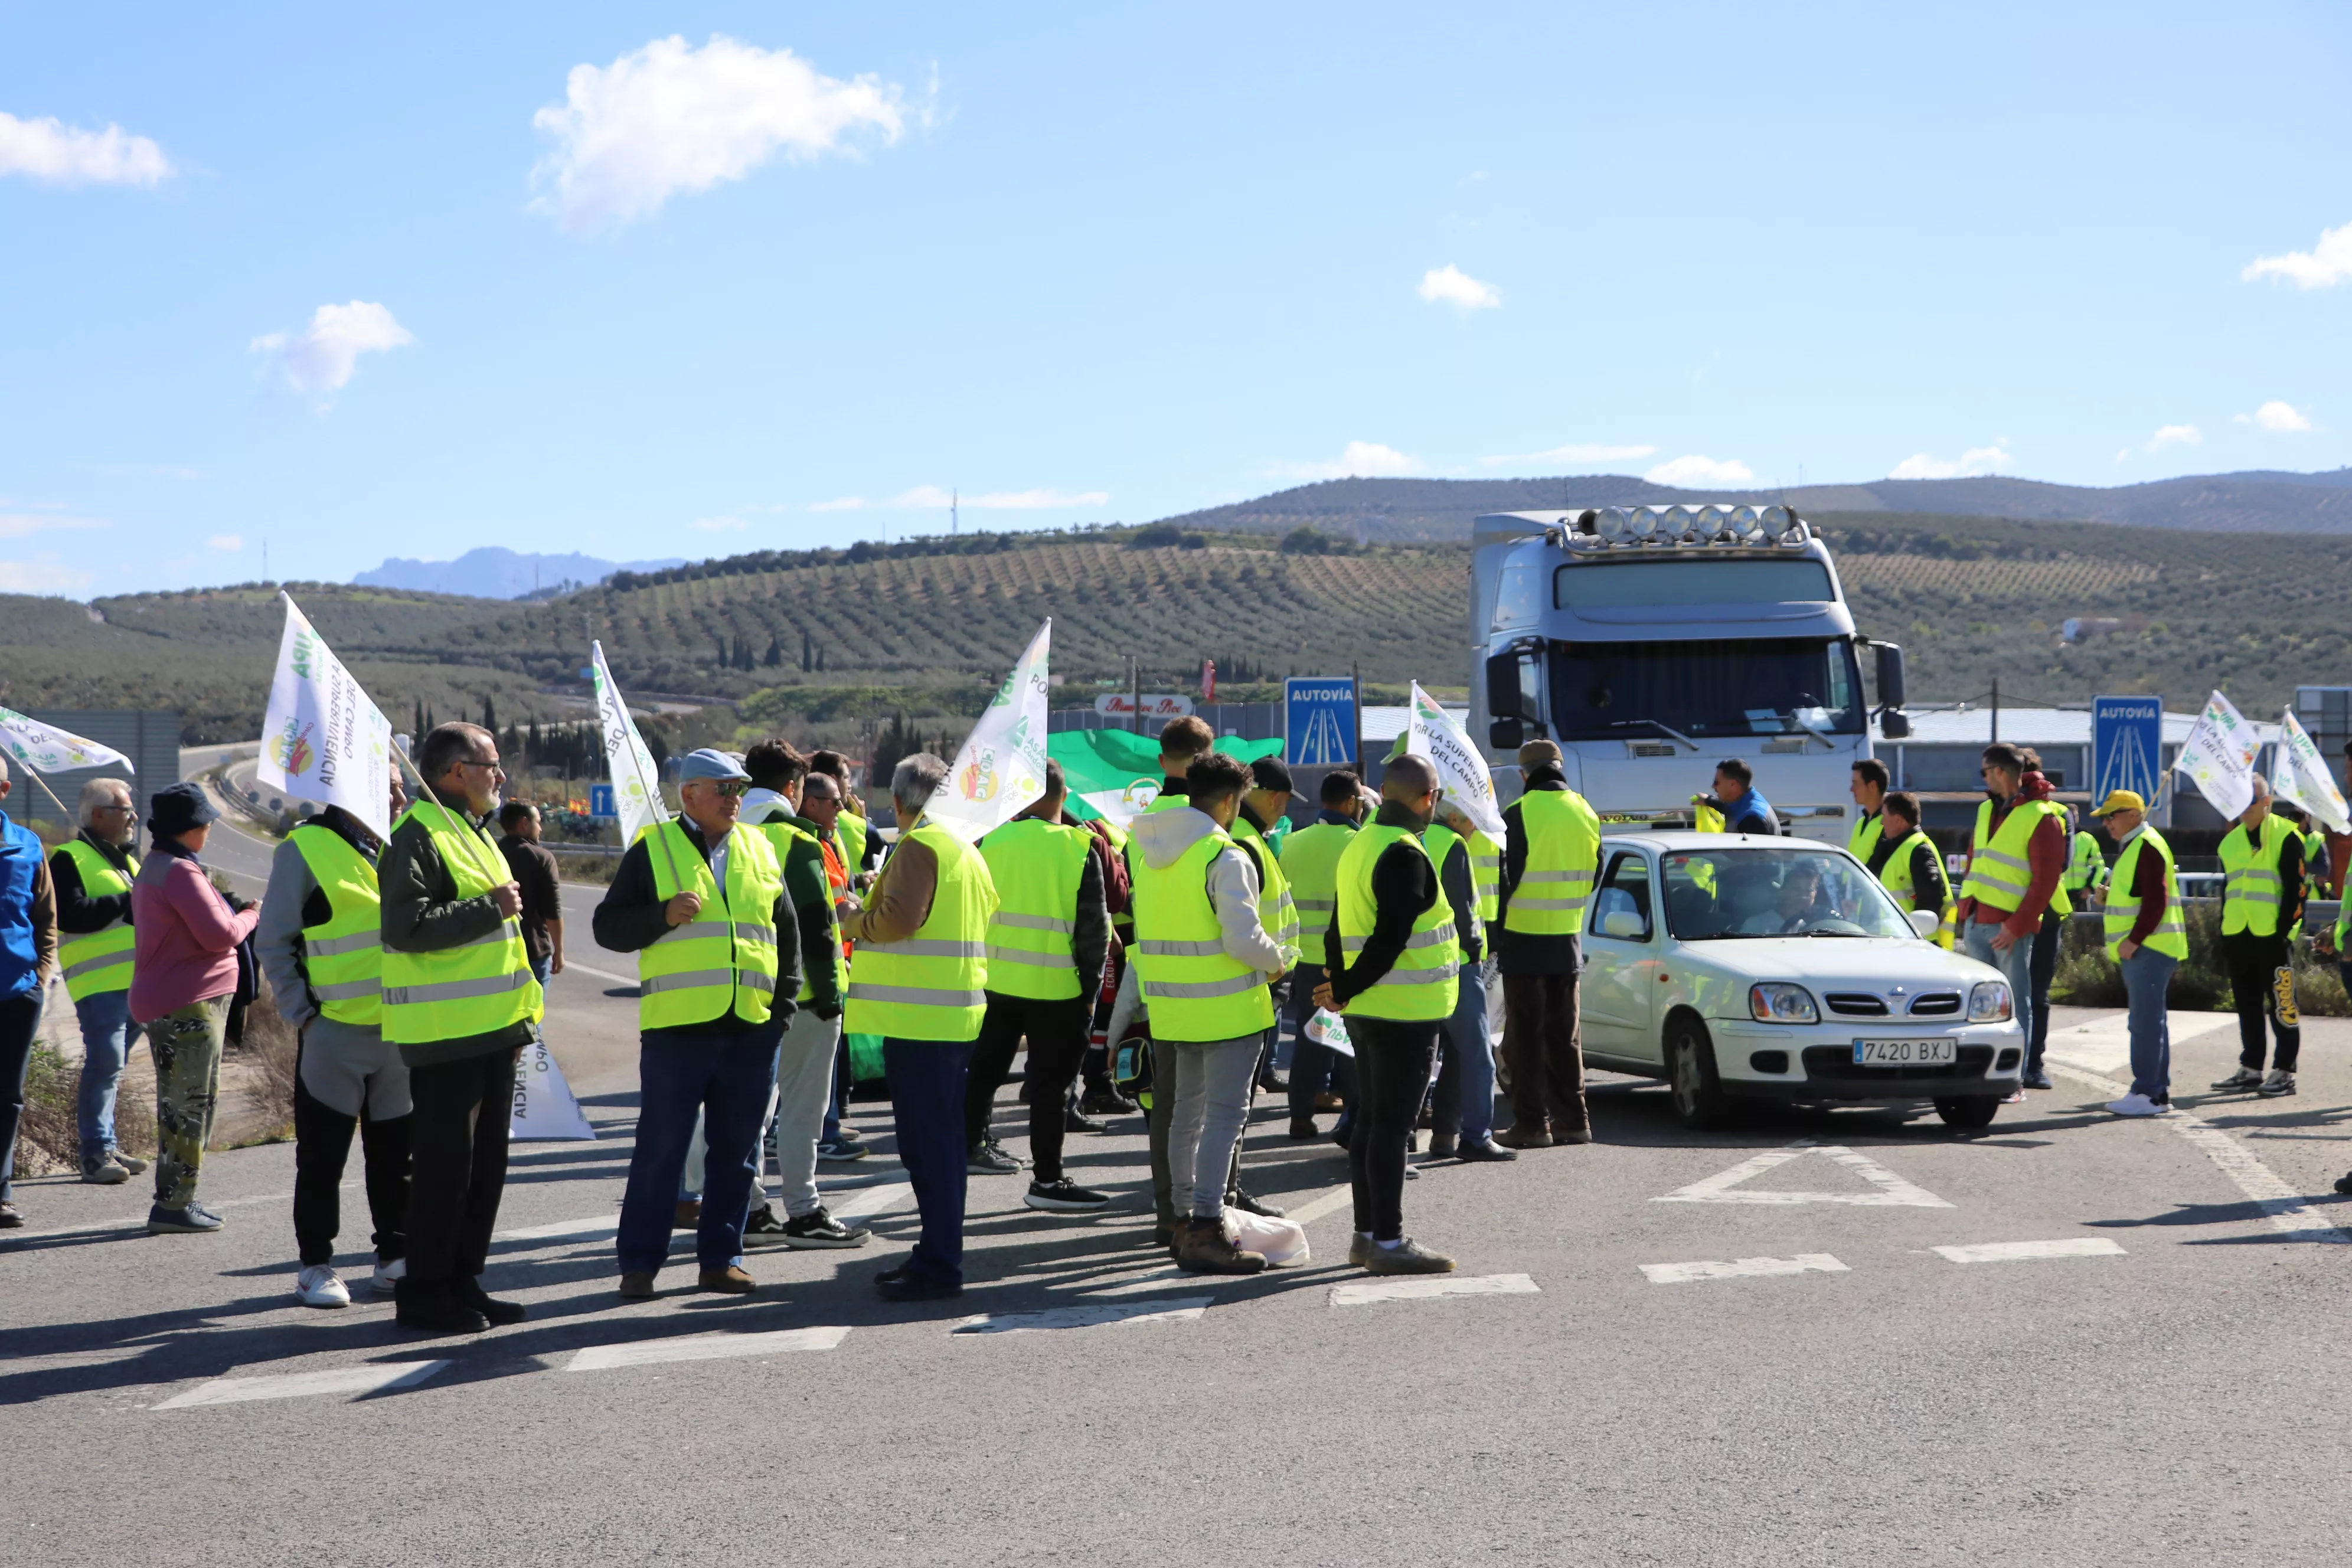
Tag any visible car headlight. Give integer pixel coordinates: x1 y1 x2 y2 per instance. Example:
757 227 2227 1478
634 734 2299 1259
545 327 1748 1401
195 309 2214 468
1968 981 2013 1023
1749 983 1819 1024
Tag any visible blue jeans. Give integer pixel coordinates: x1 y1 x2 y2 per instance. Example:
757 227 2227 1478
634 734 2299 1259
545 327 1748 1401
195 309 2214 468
2122 946 2176 1102
74 989 138 1165
1432 957 1498 1145
820 1030 852 1144
1962 920 2036 1065
616 1022 782 1276
1285 961 1354 1121
884 1037 974 1285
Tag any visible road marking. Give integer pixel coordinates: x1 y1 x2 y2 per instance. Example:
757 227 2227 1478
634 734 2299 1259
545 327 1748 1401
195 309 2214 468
496 1181 908 1243
498 1213 619 1241
1933 1238 2126 1264
154 1360 449 1409
1285 1184 1355 1226
567 1326 849 1370
1639 1253 1849 1284
559 961 639 987
1080 1266 1273 1297
2047 1064 2352 1244
829 1182 914 1220
2044 1011 2235 1076
1330 1272 1539 1306
953 1298 1211 1334
1654 1142 1954 1208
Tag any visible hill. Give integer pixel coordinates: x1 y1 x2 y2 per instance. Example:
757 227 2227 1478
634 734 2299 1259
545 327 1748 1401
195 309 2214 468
354 547 687 599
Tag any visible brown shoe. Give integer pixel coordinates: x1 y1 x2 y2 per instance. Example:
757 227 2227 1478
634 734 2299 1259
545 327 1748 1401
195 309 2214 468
1554 1125 1593 1145
1492 1124 1554 1149
698 1265 756 1294
1314 1092 1344 1112
618 1271 658 1299
673 1199 701 1230
1172 1217 1268 1275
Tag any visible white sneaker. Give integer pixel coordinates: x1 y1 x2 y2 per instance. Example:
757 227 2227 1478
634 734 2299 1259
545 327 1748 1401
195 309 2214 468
2106 1093 2164 1118
370 1257 406 1296
296 1265 352 1308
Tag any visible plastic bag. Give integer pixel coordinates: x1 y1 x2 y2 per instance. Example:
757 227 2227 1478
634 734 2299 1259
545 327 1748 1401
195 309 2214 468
1227 1208 1309 1267
847 1032 887 1084
1304 1007 1354 1057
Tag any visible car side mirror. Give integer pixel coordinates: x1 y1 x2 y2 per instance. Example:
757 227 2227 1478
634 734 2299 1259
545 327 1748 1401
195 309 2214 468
1489 716 1524 750
1600 909 1645 940
1907 909 1941 940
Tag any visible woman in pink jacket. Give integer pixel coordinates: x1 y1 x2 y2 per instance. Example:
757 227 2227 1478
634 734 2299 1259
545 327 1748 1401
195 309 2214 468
130 783 259 1234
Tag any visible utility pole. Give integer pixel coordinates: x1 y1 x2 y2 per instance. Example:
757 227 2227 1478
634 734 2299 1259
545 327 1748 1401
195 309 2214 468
1991 677 2001 744
1351 661 1364 770
951 488 958 537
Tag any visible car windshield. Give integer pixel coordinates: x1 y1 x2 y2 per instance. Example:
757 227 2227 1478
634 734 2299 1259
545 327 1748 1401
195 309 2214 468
1547 638 1864 741
1661 847 1916 940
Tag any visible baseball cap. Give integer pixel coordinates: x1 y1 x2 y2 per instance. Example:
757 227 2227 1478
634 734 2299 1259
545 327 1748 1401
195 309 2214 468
2090 789 2146 818
678 748 752 783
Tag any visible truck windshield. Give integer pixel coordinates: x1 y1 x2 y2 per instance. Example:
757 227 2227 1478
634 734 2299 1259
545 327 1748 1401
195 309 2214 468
1547 638 1864 740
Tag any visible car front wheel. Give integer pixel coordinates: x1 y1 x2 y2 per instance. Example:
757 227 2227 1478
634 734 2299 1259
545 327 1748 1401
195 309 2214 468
1933 1096 2001 1131
1667 1021 1732 1131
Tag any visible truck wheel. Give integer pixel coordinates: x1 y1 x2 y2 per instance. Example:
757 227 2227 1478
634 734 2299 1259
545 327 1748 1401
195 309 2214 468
1933 1096 2001 1131
1667 1021 1732 1131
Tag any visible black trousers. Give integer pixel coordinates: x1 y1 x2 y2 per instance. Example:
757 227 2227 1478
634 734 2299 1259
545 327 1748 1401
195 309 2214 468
292 1074 410 1267
401 1048 517 1296
1500 971 1586 1135
2223 930 2300 1072
0 992 38 1204
1347 1017 1439 1242
965 992 1091 1181
2027 908 2062 1070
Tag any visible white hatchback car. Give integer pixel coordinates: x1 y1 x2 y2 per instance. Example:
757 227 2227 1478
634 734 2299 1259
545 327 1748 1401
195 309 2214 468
1570 832 2026 1130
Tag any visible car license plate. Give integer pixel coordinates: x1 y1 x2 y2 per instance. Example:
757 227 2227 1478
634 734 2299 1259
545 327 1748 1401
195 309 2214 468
1852 1038 1957 1067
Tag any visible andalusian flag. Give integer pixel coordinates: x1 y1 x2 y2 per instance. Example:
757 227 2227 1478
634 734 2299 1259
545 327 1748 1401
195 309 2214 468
1051 729 1283 828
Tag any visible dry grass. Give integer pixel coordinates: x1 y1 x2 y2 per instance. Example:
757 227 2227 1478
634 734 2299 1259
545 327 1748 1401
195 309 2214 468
225 985 300 1146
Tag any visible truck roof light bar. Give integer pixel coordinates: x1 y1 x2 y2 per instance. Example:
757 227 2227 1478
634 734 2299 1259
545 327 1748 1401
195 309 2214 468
1564 502 1808 550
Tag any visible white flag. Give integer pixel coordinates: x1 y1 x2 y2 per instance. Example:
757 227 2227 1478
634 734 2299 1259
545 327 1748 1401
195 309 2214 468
2272 707 2351 835
2174 689 2258 821
1405 681 1505 839
590 640 668 848
923 619 1051 842
0 705 132 776
509 1038 596 1141
258 594 396 838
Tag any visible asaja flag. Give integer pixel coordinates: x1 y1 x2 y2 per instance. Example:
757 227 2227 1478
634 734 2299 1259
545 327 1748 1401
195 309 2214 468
2272 707 2351 835
0 706 132 775
590 641 667 848
2174 689 2258 821
259 594 395 838
1049 729 1285 828
924 619 1051 842
1405 681 1504 839
509 1038 596 1141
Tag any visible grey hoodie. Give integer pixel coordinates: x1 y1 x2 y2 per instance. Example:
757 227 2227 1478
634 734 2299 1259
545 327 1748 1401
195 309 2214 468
1109 805 1288 1037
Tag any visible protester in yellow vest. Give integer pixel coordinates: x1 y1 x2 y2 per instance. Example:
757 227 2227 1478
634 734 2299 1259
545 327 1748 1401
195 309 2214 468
2209 776 2305 1099
49 776 148 1184
380 721 542 1334
259 776 413 1309
809 747 880 880
1867 791 1951 948
1425 799 1515 1164
1494 739 1602 1149
844 752 999 1302
1953 743 2064 1092
1234 753 1299 1096
971 760 1113 1214
2092 789 2186 1117
1278 769 1366 1137
1849 757 1889 864
798 770 873 1162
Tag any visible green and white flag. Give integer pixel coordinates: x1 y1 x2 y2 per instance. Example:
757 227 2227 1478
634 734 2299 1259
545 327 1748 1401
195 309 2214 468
1405 681 1504 838
259 593 394 837
0 705 131 776
590 640 667 848
923 619 1051 842
2174 689 2258 821
1050 729 1286 828
2272 707 2351 834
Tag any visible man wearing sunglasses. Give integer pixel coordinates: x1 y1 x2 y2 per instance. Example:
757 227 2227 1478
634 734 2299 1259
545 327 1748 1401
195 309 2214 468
51 777 149 1185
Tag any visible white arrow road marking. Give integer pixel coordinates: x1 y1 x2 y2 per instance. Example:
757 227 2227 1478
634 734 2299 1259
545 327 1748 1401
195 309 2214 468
154 1360 449 1410
1653 1141 1954 1208
828 1181 914 1220
953 1298 1211 1334
1330 1272 1540 1306
1639 1253 1849 1284
1283 1184 1356 1226
1933 1238 2125 1263
567 1326 850 1370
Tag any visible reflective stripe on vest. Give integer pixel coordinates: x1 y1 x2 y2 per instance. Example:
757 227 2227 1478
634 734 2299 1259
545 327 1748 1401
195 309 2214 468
1130 828 1276 1042
2219 819 2295 938
1875 829 1955 949
750 812 846 1005
1279 821 1355 945
1503 789 1602 936
845 824 997 1041
639 819 784 1030
289 824 384 1026
978 817 1094 1001
380 800 544 1045
1233 815 1299 958
1957 799 2062 916
1335 825 1460 1021
1848 810 1884 865
2063 831 2108 896
1468 829 1501 925
2105 827 2188 961
58 838 139 1002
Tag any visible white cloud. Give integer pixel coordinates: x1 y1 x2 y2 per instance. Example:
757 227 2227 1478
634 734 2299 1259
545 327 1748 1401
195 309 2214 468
1478 441 1657 468
2145 424 2201 452
1269 442 1426 481
0 557 92 594
0 512 106 539
1417 264 1501 311
2237 400 2312 433
809 496 867 511
693 515 747 531
207 534 243 552
2243 221 2352 289
0 110 171 187
531 34 908 234
889 486 1110 510
250 301 414 402
1887 443 2014 480
1646 453 1756 487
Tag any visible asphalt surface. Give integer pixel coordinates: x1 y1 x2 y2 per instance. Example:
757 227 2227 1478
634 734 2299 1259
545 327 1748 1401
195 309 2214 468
9 832 2352 1565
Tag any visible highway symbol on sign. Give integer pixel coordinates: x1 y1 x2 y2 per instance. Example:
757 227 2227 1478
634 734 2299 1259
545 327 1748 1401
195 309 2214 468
1286 677 1358 767
2092 694 2164 806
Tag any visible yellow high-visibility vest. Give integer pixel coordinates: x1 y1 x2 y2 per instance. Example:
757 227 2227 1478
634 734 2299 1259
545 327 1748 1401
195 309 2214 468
2219 819 2297 938
979 817 1095 1001
289 824 383 1026
2106 827 2188 961
1130 827 1276 1042
381 801 543 1046
1334 825 1459 1021
1503 789 1602 937
1231 814 1299 960
640 819 784 1029
57 838 138 1002
1279 821 1356 951
845 824 996 1041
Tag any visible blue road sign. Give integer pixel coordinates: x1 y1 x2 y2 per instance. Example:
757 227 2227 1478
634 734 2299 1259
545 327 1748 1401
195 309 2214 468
589 782 618 821
2092 695 2164 805
1285 677 1358 767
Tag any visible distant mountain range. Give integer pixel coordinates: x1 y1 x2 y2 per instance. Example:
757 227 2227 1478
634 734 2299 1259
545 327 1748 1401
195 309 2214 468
354 547 687 599
1154 466 2352 543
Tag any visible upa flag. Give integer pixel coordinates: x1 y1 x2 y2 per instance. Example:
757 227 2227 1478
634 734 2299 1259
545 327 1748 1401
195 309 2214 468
2272 707 2351 835
259 594 394 838
2174 689 2258 821
1405 681 1505 838
924 619 1051 842
590 641 668 848
0 706 132 776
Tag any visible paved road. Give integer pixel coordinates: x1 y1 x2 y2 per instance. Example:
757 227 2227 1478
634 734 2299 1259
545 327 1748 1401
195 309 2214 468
8 939 2352 1564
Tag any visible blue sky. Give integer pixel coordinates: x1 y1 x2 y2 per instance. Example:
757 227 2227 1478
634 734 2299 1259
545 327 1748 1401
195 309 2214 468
3 2 2347 598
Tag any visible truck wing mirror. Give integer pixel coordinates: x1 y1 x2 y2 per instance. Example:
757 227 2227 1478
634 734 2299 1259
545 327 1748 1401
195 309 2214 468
1873 641 1907 710
1489 716 1524 750
1485 652 1522 721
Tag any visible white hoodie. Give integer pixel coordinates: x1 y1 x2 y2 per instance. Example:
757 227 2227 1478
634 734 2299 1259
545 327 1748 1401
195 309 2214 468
1109 803 1288 1038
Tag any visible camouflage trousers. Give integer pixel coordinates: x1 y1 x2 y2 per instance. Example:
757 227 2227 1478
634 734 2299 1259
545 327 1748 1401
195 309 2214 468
149 997 228 1210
